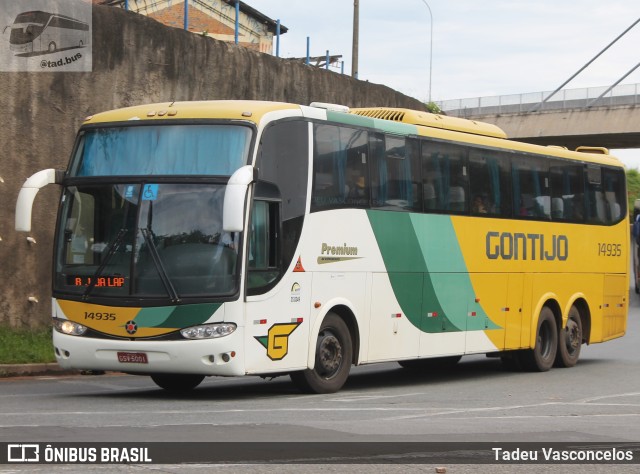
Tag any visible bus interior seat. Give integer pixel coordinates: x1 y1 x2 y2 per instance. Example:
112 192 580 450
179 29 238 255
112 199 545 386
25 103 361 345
424 183 436 210
594 191 607 222
534 196 551 219
449 186 465 212
551 197 564 219
605 191 621 220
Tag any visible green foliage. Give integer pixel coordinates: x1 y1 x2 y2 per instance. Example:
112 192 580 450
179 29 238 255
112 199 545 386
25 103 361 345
627 168 640 217
0 325 55 364
425 101 442 114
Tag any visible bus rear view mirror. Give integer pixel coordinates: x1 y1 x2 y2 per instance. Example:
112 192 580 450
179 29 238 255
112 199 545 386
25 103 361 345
223 165 257 232
15 168 64 232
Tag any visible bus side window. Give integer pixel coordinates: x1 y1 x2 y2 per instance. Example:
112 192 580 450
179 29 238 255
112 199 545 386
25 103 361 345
247 200 280 294
468 149 511 217
602 167 626 223
513 156 550 219
584 165 606 223
370 135 421 211
550 161 583 222
421 141 468 214
312 124 369 211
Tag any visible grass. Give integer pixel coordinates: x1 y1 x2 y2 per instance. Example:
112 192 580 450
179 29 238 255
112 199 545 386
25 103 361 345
0 325 56 364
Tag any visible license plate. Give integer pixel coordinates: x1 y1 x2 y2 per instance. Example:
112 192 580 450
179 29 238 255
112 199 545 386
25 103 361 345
117 352 148 364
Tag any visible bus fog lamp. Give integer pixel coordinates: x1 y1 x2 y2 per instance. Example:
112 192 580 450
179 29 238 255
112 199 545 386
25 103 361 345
53 318 88 336
181 323 237 340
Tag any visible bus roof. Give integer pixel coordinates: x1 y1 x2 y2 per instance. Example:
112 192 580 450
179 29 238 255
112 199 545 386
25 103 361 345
351 107 508 139
82 100 300 126
82 100 624 168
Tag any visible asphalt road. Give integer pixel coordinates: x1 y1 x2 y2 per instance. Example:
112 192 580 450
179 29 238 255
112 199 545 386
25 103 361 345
1 289 640 473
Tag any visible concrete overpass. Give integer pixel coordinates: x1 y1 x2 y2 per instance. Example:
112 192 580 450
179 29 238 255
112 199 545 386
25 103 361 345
437 83 640 150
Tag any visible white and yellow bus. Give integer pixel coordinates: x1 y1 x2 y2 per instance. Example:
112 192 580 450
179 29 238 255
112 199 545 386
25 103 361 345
15 100 629 393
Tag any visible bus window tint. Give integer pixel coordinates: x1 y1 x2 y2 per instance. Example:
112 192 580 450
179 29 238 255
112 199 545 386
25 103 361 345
468 149 511 217
550 162 584 222
512 156 550 219
370 135 421 211
602 168 626 222
312 124 369 211
584 165 607 223
421 142 468 214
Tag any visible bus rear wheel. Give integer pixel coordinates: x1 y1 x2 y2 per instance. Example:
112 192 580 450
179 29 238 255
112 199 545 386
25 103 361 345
290 313 352 394
519 306 558 372
554 305 582 368
48 41 57 53
150 374 204 393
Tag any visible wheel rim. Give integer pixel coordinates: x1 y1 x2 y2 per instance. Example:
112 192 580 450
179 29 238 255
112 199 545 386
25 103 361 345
564 319 580 355
316 329 343 379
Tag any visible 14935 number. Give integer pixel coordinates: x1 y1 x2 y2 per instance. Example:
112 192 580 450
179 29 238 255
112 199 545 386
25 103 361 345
598 243 622 257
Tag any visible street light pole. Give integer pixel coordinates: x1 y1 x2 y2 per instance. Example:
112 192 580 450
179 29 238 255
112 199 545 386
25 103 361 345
419 0 433 104
352 0 359 79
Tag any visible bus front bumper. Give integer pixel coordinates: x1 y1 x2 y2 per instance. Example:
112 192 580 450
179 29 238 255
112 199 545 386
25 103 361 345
52 328 245 376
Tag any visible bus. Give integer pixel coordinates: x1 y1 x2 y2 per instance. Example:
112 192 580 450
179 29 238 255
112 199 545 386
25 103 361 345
15 100 629 393
4 10 89 55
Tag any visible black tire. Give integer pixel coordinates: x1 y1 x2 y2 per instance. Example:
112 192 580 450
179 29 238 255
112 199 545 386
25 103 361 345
519 306 558 372
290 313 352 394
48 42 57 53
398 355 461 371
150 374 204 393
554 305 582 368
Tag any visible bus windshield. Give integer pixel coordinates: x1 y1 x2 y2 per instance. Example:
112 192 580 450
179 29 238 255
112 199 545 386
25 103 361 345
8 11 48 45
55 183 239 300
71 124 252 177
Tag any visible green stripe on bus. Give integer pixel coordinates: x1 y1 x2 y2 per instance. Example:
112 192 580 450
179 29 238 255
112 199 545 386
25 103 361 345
367 211 498 333
135 303 222 328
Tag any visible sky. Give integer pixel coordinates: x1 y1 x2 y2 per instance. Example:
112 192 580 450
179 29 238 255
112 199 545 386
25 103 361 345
248 0 640 167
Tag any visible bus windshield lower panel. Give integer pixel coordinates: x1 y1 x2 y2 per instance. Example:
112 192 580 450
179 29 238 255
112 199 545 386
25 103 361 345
55 183 239 300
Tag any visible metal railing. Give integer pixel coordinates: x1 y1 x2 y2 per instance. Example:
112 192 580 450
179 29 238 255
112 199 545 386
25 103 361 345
437 83 640 118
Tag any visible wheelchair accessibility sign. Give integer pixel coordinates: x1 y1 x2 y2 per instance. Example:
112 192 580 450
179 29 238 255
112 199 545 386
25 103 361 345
142 184 159 201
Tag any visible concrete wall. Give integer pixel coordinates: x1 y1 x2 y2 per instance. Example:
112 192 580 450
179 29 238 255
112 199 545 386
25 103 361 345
0 6 425 328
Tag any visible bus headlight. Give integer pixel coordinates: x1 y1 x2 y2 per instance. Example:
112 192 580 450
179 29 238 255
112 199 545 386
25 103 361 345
180 323 237 340
53 318 88 336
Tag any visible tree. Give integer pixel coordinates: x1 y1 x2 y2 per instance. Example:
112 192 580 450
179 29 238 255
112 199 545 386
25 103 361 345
627 168 640 217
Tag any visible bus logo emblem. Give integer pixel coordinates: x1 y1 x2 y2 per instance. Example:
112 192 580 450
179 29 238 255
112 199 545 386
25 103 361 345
124 320 138 335
255 322 300 361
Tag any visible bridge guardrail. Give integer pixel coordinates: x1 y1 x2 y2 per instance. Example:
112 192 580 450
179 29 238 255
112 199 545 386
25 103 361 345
438 83 640 118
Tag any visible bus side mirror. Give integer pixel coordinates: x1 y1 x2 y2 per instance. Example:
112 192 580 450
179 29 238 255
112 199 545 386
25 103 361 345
223 165 257 232
15 168 64 232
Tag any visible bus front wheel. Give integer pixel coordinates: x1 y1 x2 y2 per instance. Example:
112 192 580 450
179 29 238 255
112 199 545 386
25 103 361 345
290 313 352 394
519 307 558 372
554 305 582 368
48 41 57 53
150 374 204 393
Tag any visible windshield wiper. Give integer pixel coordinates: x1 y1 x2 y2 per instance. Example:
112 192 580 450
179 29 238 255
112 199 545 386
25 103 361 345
141 227 181 303
82 227 127 300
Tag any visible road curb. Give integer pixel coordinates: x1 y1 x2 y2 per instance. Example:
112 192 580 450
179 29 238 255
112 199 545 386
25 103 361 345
0 363 79 378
